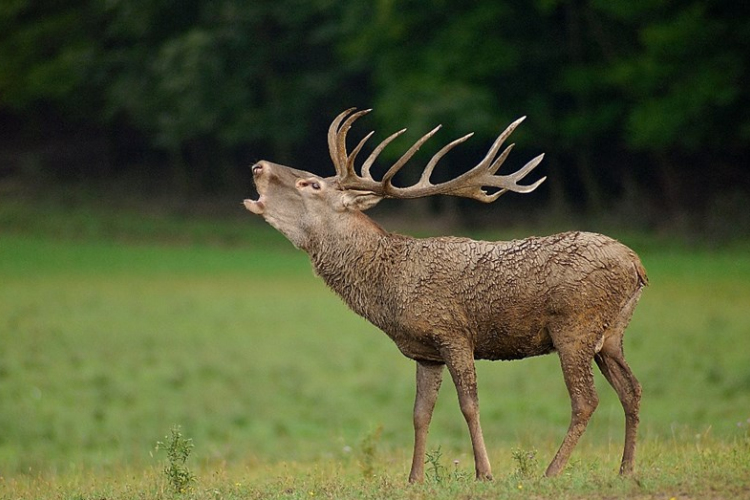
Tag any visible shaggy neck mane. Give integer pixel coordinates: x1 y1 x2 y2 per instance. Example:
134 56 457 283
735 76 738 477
305 211 406 322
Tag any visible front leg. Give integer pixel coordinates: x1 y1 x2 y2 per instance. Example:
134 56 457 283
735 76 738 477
442 347 493 481
408 361 444 483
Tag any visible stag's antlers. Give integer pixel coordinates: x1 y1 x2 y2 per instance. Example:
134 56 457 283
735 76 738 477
327 108 546 203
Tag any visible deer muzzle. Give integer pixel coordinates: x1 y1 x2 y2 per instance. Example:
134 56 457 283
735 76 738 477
243 198 265 214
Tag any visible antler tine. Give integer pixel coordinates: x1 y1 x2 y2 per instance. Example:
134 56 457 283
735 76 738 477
337 109 372 177
482 116 526 170
328 108 354 176
507 153 546 185
327 108 372 178
361 128 407 181
347 131 375 177
475 155 547 203
381 125 442 186
420 132 474 184
456 115 525 180
488 144 514 175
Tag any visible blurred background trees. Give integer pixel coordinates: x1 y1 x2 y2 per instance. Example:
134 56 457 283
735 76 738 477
1 0 748 233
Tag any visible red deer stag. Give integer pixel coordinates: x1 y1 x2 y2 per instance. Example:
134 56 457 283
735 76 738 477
244 108 647 481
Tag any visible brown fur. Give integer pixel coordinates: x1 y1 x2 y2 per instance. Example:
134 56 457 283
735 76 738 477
245 159 647 481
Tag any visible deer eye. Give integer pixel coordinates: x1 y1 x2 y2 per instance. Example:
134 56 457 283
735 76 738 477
311 182 321 190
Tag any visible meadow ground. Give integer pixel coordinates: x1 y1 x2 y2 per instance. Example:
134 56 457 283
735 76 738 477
0 202 749 499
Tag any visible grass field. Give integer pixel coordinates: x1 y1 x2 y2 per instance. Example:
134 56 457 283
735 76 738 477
1 203 749 499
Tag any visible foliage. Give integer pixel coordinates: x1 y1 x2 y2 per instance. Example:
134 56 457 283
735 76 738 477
0 0 103 116
0 0 748 222
511 448 539 479
424 446 471 484
155 426 197 493
102 0 345 155
424 446 446 484
357 424 383 479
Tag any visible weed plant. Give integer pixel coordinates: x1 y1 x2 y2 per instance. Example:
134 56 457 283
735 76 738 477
155 426 196 493
511 448 539 478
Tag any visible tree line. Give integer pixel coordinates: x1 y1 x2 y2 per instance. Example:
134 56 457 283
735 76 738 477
1 0 748 230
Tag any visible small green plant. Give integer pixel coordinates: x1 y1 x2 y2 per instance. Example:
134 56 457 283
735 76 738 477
424 447 471 484
425 446 446 484
359 424 383 479
512 448 539 479
156 425 196 493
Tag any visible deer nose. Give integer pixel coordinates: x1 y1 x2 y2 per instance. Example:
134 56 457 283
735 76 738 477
252 163 263 176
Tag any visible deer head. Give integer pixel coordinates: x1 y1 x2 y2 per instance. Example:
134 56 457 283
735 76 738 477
244 108 546 247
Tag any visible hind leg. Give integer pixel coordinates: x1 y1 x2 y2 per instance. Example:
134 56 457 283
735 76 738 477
595 338 641 475
595 289 643 475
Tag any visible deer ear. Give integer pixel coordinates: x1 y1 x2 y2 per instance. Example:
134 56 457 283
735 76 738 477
339 190 383 212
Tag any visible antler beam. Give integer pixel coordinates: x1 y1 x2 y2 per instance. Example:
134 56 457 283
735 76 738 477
327 108 546 203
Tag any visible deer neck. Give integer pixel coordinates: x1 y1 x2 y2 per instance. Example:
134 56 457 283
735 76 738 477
304 211 404 314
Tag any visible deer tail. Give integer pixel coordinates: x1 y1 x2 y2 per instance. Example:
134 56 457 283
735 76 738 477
634 259 648 288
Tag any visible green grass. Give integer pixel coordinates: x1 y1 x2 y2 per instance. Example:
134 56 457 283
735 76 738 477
1 204 749 498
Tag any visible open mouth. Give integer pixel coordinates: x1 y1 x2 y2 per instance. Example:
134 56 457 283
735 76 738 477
243 197 265 214
244 163 267 214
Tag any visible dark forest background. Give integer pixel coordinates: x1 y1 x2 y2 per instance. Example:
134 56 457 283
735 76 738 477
1 0 749 236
